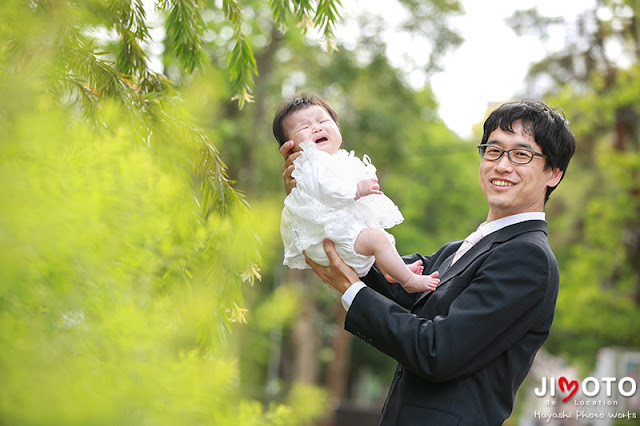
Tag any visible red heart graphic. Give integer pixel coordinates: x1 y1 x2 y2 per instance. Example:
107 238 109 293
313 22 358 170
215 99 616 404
559 376 578 402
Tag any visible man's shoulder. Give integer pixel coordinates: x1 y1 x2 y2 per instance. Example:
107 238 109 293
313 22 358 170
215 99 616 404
403 240 461 261
493 220 549 243
493 223 558 270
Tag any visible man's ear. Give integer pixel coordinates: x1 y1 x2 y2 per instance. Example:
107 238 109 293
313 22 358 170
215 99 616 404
546 168 564 188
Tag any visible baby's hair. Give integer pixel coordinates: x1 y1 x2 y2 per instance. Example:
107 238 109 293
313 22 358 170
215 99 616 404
272 93 339 146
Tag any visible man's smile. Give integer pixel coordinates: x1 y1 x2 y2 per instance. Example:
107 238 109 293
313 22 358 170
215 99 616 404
491 179 516 188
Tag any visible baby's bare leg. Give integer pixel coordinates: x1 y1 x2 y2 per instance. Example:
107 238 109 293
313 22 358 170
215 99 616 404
354 228 439 292
354 228 410 282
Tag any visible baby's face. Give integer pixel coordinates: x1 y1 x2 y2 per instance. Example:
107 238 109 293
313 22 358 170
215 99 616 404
282 105 342 154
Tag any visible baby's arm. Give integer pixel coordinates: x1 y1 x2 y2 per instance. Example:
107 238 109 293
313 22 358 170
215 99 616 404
296 150 382 206
355 178 383 200
302 160 381 207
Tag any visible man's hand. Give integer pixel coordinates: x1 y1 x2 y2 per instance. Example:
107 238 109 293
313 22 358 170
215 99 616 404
280 140 302 195
304 240 359 295
355 178 382 200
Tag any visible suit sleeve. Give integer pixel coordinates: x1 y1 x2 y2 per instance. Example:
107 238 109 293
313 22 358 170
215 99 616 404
346 240 554 382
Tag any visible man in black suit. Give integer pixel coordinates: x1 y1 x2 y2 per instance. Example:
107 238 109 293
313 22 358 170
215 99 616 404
278 100 576 425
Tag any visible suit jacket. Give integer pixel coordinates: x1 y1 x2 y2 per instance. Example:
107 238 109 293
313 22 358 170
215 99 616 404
347 220 559 425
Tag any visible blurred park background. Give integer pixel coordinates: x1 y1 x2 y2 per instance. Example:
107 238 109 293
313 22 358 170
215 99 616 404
1 0 639 424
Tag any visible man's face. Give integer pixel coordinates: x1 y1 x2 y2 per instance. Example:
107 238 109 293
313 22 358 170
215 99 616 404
480 120 563 222
282 105 342 154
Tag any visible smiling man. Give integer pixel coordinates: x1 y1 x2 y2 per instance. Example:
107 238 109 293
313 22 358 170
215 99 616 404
478 105 570 222
280 100 576 425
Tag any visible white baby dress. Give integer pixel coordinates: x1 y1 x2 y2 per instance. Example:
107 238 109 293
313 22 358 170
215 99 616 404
281 140 404 276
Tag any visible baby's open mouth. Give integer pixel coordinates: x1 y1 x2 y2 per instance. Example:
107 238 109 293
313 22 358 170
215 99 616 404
315 137 328 143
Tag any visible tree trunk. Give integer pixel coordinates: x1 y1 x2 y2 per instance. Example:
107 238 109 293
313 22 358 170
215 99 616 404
613 105 640 306
322 300 353 426
245 27 283 197
290 269 320 384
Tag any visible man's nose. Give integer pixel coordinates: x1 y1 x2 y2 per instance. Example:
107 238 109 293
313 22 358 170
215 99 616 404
495 152 513 171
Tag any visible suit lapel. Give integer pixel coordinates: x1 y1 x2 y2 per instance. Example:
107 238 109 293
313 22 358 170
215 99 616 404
438 236 493 284
412 220 548 308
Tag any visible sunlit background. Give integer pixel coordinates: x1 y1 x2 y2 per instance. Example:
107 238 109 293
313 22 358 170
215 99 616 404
1 1 639 425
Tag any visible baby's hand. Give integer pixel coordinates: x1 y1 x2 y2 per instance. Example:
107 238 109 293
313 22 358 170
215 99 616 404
355 178 382 200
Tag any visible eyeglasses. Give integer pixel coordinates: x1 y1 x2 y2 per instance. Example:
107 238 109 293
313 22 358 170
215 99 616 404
477 144 547 165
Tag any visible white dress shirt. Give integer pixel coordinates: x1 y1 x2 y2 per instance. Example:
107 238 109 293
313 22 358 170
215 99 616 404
341 212 546 311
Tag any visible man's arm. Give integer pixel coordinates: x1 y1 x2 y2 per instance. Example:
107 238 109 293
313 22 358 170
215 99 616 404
346 240 555 382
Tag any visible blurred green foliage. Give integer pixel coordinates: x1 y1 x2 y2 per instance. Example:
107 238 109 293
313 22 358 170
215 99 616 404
0 1 328 424
511 1 640 371
546 76 640 372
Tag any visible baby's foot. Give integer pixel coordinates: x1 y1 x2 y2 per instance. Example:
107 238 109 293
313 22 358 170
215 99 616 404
408 260 424 275
402 271 440 293
384 260 423 283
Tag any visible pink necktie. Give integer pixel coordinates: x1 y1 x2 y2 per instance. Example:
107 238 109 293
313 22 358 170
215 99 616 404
451 229 483 265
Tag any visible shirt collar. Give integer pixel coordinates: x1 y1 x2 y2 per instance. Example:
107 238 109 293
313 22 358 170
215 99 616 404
478 212 546 237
